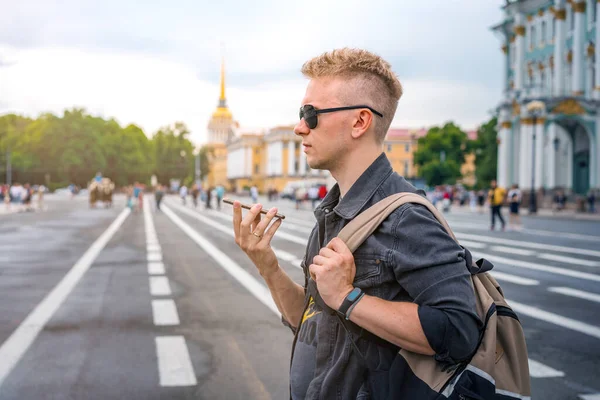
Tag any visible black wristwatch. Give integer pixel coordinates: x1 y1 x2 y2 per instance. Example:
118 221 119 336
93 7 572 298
337 287 364 319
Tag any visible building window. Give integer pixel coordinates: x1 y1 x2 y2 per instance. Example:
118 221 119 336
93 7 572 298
568 6 574 33
541 20 546 45
254 164 259 174
551 17 556 42
404 161 409 176
405 143 410 152
530 26 536 48
387 144 392 152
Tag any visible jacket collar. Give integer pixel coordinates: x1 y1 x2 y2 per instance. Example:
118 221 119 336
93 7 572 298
318 152 393 220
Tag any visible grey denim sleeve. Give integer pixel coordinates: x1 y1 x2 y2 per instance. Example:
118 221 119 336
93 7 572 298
390 204 482 362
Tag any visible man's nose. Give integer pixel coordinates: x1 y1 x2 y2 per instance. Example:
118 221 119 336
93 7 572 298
294 118 309 136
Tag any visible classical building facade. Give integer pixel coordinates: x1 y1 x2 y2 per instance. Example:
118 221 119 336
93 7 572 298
492 0 599 196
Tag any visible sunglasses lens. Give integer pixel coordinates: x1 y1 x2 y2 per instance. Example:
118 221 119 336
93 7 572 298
300 105 318 129
306 116 317 129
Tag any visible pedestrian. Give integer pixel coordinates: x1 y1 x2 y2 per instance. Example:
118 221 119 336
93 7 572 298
488 179 506 231
477 189 486 213
205 186 213 209
155 184 164 211
588 189 596 213
216 185 225 210
179 184 188 205
230 48 481 400
507 183 522 231
191 184 199 208
250 185 258 203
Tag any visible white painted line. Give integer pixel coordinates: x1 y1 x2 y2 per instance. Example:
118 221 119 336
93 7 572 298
539 254 600 267
548 287 600 304
164 200 305 267
458 240 487 249
149 276 172 296
528 359 565 378
457 232 600 258
207 208 314 234
155 336 197 386
148 262 166 275
162 205 280 316
579 394 600 400
148 252 163 262
471 252 600 283
147 244 162 253
508 300 600 339
490 272 539 286
490 246 534 257
152 299 180 326
0 208 130 388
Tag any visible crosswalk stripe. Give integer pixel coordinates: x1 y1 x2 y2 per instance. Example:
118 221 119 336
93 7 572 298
508 300 600 339
149 276 172 296
0 207 131 388
148 262 166 275
472 252 600 283
152 299 180 326
457 232 600 258
579 394 600 400
490 246 535 256
528 359 565 378
155 336 197 386
148 252 163 262
448 221 600 242
490 272 539 286
548 287 600 304
147 244 162 253
456 240 487 249
538 254 600 267
162 205 280 316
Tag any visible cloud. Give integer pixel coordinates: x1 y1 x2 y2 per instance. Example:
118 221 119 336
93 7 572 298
0 0 505 143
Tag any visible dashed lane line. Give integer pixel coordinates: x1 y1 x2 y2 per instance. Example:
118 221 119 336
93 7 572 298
0 207 131 388
155 336 197 386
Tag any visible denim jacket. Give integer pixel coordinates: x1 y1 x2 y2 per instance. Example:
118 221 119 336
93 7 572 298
286 153 482 400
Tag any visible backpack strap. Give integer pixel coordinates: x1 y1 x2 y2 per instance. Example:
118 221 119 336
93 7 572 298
336 192 457 252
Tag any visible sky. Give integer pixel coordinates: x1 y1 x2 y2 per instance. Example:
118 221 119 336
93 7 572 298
0 0 506 146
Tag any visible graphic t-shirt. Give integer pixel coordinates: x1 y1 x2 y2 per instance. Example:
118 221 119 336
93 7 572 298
290 297 322 400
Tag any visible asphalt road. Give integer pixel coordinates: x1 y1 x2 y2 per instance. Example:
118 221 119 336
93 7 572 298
0 193 599 399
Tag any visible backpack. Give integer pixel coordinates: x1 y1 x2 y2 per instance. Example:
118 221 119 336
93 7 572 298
307 192 531 399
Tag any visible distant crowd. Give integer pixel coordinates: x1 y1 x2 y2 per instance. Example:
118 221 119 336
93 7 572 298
0 183 46 212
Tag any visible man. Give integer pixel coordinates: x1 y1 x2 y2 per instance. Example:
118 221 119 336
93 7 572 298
488 179 506 231
231 48 480 399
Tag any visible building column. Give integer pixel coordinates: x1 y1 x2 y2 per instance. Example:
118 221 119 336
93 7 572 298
497 121 510 189
512 123 521 186
287 141 296 176
519 120 532 189
554 1 567 96
596 0 600 99
299 148 307 176
547 123 558 189
502 43 510 97
572 1 586 95
533 119 546 189
514 13 526 92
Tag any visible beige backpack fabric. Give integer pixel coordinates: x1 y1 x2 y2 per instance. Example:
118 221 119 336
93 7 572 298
336 192 531 399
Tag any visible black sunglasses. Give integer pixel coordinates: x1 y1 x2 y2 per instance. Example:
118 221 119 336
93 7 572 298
299 104 383 129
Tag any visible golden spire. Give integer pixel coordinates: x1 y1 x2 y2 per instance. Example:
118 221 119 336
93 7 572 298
219 57 226 102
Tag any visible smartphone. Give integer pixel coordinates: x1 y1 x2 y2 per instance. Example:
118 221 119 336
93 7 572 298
222 198 286 220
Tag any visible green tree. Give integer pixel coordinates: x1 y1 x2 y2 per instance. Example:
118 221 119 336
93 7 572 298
413 122 470 186
151 122 195 186
471 117 498 189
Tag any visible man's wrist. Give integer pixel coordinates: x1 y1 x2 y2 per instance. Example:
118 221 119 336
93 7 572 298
260 262 282 281
335 286 357 311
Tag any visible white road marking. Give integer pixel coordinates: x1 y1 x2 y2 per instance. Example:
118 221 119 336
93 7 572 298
472 252 600 283
490 272 539 286
152 299 180 326
149 276 172 296
538 254 600 267
508 300 600 339
548 287 600 304
490 246 534 256
148 252 163 262
457 240 487 249
528 359 565 378
162 205 280 316
448 221 600 242
0 207 130 388
148 262 166 275
457 232 600 258
155 336 197 386
147 244 162 253
579 394 600 400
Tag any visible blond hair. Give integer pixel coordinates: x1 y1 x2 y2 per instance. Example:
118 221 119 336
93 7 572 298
301 48 403 143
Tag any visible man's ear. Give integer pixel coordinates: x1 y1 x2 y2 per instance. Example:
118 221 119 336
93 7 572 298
350 109 373 139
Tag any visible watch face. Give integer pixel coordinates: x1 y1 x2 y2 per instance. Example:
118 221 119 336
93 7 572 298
347 288 361 301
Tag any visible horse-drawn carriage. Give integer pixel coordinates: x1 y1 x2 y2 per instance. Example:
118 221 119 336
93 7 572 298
89 178 115 208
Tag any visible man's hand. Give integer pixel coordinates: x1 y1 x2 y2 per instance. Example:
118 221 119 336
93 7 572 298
309 237 355 310
232 201 283 278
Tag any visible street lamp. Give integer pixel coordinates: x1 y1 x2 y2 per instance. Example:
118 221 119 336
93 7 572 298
525 100 546 214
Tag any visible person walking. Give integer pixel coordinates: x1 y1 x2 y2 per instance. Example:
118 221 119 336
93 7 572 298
216 185 225 210
507 184 522 231
230 48 480 400
155 184 164 211
488 180 506 231
179 184 188 206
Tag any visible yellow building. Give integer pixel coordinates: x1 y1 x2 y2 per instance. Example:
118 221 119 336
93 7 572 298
226 133 265 193
203 58 238 190
383 128 427 178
